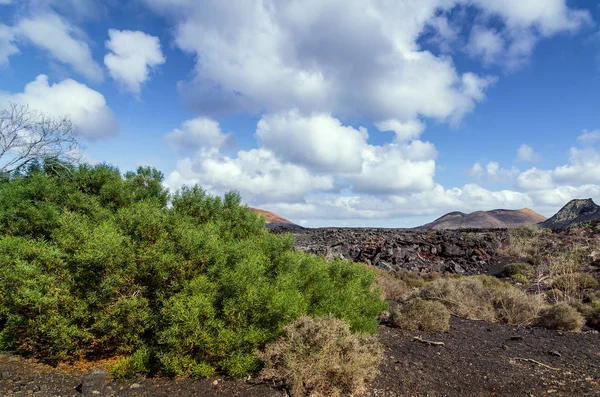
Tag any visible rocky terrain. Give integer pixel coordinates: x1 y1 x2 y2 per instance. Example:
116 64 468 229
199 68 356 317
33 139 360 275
540 198 600 230
281 227 512 275
418 208 547 230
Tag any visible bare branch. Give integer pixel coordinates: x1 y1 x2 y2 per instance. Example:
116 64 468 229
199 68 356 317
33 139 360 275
0 102 82 174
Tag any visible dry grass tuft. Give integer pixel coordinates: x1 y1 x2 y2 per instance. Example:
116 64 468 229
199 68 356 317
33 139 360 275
258 316 383 397
374 268 413 302
392 298 450 332
537 302 584 332
421 276 545 326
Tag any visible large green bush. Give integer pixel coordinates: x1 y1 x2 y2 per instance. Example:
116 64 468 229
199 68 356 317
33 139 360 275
0 163 385 378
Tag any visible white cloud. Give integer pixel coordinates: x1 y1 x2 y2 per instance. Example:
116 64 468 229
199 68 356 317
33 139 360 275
164 148 335 204
256 110 368 173
104 29 166 94
516 144 542 162
469 160 518 182
15 13 103 82
148 0 593 226
516 168 554 191
469 162 485 178
467 26 504 65
0 24 18 65
375 119 425 142
144 0 497 124
349 141 437 194
0 74 118 139
165 117 233 153
577 130 600 145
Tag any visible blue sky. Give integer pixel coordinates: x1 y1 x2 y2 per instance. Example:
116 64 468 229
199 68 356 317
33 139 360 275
1 0 600 227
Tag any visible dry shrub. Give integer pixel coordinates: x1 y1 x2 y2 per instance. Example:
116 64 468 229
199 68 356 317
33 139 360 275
421 276 544 326
583 293 600 331
396 269 443 288
537 303 584 332
502 225 547 259
259 316 383 397
392 298 449 332
550 273 599 302
374 268 413 302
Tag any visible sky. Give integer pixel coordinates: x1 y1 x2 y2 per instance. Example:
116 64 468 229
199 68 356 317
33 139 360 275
1 0 600 227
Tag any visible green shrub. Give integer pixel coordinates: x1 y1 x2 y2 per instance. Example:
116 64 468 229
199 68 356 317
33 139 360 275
503 262 534 285
537 303 584 332
582 293 600 331
0 163 386 378
392 298 449 332
421 275 544 325
259 316 382 397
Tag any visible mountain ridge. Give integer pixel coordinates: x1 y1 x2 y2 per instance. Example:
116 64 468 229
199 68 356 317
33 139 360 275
539 198 600 229
418 208 547 230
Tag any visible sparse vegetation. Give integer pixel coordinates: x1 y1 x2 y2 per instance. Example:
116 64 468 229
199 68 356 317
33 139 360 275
374 268 413 301
503 262 534 284
537 303 584 332
0 163 386 379
421 276 545 325
259 316 383 397
392 298 450 332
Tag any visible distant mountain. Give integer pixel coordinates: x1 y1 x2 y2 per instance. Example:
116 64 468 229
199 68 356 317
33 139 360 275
250 208 301 229
539 198 600 230
418 208 547 230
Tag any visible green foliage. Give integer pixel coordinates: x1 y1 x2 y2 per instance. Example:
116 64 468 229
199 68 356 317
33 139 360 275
0 164 385 378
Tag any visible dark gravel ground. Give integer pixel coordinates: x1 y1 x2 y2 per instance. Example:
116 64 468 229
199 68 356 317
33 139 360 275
2 317 599 397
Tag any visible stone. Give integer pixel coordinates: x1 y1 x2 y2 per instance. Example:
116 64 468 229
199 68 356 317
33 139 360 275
82 369 107 397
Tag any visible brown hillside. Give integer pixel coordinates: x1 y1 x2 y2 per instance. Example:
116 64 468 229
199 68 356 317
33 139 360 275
419 208 547 230
250 208 298 227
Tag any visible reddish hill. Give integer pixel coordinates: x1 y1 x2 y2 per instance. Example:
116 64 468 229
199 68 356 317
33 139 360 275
250 208 300 229
419 208 547 230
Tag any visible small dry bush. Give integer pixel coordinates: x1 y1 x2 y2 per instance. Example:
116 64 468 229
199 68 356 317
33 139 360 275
537 303 584 332
421 276 545 325
502 225 548 259
583 292 600 331
549 273 599 303
374 268 413 302
395 270 443 289
392 298 449 332
259 316 383 397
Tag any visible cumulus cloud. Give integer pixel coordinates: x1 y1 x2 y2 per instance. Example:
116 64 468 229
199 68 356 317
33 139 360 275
375 119 425 142
14 13 103 82
149 0 592 226
104 29 166 94
0 74 118 138
0 24 18 65
469 161 518 182
164 148 335 204
144 0 498 124
256 110 368 173
467 26 504 65
166 117 233 153
516 144 542 162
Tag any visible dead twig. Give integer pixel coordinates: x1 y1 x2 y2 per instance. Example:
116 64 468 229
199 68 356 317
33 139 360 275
413 336 445 346
513 357 560 371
